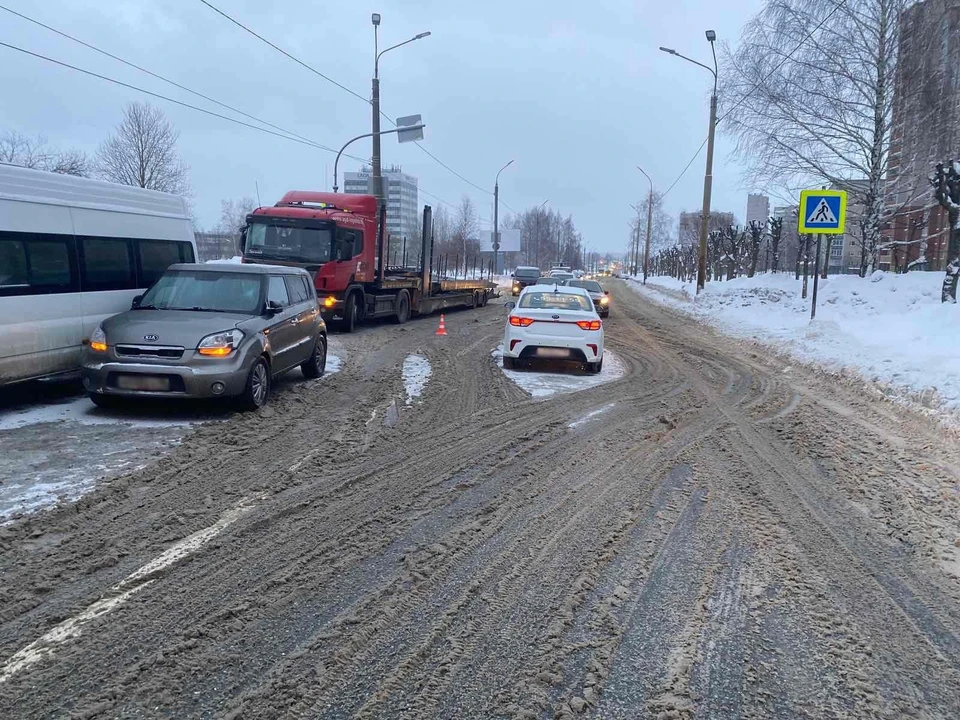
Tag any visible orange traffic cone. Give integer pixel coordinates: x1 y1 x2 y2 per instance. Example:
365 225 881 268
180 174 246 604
435 314 448 336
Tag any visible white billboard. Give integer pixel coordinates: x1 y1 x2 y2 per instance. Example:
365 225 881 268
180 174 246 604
480 228 521 252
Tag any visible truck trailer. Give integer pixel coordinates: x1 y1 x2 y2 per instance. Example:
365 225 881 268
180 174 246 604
240 192 494 331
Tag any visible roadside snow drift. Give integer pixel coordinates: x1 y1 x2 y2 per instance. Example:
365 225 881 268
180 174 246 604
629 271 960 417
492 346 625 397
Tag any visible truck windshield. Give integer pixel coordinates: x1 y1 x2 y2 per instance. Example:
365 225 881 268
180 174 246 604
245 222 332 263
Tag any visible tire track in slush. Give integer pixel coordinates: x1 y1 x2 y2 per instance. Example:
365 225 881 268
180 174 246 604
1 284 959 719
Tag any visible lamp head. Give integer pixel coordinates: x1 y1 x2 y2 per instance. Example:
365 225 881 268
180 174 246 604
371 13 381 26
705 30 717 42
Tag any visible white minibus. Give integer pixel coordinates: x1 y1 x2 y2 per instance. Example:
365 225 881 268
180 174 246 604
0 163 197 386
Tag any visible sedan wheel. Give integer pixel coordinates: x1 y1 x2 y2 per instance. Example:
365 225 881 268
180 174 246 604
239 357 270 410
301 335 327 379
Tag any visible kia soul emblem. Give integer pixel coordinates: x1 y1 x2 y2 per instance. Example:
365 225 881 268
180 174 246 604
143 334 159 342
551 314 560 320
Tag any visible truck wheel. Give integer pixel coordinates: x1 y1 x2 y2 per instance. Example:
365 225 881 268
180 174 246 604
238 357 270 410
394 292 410 324
341 293 358 333
301 334 327 379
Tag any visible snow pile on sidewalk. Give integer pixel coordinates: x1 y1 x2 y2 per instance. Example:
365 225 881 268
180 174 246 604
629 271 960 416
402 354 432 405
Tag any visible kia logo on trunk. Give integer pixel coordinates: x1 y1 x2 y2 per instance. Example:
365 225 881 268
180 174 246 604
143 334 159 342
551 314 560 320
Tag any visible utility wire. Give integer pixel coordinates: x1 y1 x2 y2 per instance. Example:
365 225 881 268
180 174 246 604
197 0 369 105
0 3 342 153
0 40 368 163
659 0 849 201
197 0 502 201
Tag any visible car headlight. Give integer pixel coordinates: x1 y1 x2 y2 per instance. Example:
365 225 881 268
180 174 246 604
599 296 609 305
198 329 244 357
90 325 107 352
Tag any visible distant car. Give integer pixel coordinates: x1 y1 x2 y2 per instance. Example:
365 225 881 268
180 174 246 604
82 263 327 410
562 279 610 317
511 266 542 296
503 284 604 373
548 271 575 282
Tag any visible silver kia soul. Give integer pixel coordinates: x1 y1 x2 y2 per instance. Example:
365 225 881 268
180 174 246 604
82 263 327 410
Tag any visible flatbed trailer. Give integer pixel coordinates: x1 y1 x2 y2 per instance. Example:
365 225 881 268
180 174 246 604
242 195 494 332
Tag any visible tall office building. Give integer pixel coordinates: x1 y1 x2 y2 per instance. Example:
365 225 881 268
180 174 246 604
745 194 770 227
343 165 419 247
884 0 960 270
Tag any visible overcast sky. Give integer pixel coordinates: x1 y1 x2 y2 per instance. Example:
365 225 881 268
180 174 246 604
0 0 765 254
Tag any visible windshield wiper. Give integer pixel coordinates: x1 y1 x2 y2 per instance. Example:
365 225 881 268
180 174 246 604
134 304 159 310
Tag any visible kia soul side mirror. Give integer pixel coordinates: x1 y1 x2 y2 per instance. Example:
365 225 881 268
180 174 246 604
131 294 143 309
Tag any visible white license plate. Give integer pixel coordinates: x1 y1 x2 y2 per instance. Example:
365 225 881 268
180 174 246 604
116 375 170 391
536 348 570 358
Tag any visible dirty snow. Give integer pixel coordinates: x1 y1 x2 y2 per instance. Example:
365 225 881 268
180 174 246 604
627 271 960 418
402 354 432 405
0 352 345 522
569 402 616 428
492 346 625 397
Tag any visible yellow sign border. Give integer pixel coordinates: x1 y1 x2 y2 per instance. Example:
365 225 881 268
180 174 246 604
798 189 847 234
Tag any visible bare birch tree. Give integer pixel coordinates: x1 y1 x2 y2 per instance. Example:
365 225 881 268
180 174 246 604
931 161 960 302
1 131 89 176
96 102 190 195
722 0 922 275
768 216 784 272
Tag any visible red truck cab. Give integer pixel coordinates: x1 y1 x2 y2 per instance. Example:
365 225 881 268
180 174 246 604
243 191 378 292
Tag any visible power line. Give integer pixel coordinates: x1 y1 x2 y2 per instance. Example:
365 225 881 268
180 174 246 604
197 0 500 199
197 0 369 105
0 40 368 163
0 3 341 153
659 0 849 201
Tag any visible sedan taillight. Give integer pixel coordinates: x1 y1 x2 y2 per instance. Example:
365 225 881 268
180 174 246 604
577 320 602 330
509 316 535 327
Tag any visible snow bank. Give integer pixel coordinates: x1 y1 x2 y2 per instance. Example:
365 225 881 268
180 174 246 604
629 272 960 417
492 346 625 397
402 354 432 405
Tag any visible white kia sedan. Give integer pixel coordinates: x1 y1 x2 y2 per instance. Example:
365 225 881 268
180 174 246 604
503 284 605 373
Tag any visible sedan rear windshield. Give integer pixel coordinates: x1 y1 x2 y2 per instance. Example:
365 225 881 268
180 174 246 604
246 222 332 263
139 271 263 314
518 291 593 312
515 268 540 279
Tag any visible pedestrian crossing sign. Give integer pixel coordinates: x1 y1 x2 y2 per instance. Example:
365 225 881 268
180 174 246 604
798 189 847 234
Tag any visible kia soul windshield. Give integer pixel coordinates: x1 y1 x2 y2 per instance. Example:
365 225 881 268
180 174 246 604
139 271 263 314
246 222 332 263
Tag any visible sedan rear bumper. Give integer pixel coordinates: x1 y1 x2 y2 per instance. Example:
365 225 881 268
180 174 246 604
503 328 603 362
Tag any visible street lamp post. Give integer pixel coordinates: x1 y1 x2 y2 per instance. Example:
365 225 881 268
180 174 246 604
637 166 654 284
493 160 514 276
660 30 718 294
533 199 549 268
371 14 430 204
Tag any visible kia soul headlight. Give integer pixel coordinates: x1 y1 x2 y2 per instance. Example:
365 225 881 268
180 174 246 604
197 329 244 357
